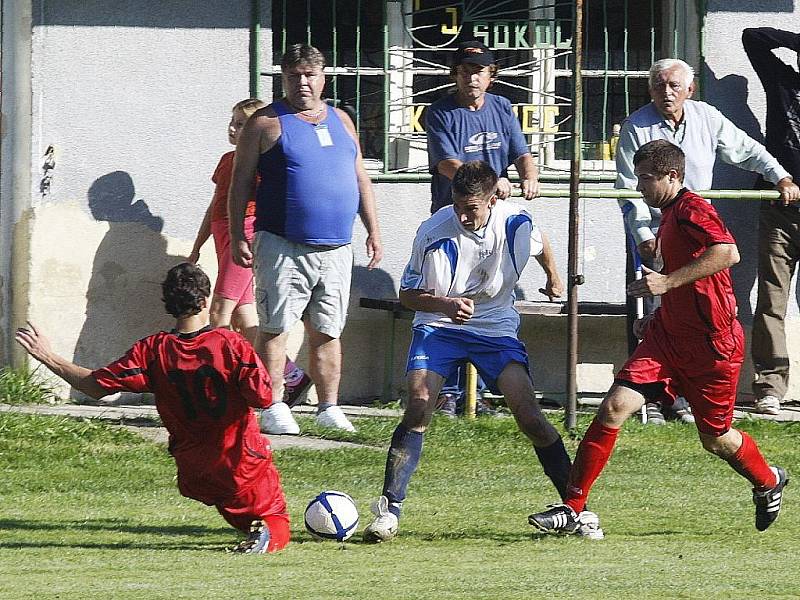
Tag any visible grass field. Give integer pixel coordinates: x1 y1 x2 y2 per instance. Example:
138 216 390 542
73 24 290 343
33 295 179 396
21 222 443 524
1 410 798 599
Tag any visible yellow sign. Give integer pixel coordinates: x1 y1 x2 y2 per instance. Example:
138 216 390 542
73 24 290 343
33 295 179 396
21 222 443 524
408 104 560 134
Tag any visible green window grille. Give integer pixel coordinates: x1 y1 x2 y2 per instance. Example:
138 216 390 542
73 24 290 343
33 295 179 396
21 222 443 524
268 1 699 175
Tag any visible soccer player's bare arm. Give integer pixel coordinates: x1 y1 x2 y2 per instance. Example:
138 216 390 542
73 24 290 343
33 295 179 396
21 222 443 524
627 242 740 297
399 288 474 324
15 322 108 399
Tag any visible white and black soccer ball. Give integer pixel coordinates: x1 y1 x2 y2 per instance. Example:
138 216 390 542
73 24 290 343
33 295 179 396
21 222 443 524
304 491 360 541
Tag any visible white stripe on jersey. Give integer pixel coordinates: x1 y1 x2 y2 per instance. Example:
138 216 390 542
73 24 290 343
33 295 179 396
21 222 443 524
400 201 543 338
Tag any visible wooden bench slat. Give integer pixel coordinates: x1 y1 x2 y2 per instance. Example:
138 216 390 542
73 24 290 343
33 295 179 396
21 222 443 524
360 297 626 317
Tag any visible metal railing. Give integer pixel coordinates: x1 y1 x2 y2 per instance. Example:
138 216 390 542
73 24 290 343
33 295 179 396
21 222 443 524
267 1 698 174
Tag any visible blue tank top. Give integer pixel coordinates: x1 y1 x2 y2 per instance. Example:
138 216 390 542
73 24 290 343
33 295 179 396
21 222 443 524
256 102 359 245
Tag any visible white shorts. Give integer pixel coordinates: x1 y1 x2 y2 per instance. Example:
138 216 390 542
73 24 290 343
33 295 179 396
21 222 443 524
252 230 352 338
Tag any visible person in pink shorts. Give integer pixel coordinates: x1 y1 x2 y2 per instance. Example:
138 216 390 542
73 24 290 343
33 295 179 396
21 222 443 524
189 99 312 419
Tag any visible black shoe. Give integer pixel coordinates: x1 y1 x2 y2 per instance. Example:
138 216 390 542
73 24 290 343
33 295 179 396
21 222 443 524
284 372 313 407
229 520 270 554
436 393 458 417
475 397 498 417
753 466 789 532
528 504 580 535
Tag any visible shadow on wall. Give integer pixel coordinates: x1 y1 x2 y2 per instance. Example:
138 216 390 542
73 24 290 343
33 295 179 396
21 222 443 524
350 265 397 303
72 171 183 399
341 265 398 402
705 66 763 325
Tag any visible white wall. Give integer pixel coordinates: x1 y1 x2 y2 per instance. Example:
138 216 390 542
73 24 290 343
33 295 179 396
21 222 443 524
5 1 800 403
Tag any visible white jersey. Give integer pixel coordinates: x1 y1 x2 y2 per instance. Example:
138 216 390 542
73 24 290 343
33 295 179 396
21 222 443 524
400 201 543 338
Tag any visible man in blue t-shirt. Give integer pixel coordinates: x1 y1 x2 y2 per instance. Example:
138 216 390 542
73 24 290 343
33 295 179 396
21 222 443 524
425 40 554 415
426 40 541 214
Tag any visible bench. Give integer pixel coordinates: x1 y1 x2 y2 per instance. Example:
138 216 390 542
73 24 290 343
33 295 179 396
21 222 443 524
359 297 626 403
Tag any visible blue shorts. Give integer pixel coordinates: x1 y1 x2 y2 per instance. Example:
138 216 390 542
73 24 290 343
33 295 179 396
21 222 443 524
406 325 530 392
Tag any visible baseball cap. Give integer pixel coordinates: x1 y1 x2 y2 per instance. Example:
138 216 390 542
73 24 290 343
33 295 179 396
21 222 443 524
453 40 495 67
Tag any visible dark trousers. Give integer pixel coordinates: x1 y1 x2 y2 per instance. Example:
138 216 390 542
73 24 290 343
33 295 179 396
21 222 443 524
752 202 800 400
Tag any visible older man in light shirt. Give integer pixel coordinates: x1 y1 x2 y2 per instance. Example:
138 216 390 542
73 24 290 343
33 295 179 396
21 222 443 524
615 57 800 422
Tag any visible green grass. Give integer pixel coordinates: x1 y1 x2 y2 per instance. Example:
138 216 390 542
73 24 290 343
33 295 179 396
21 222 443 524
0 411 798 599
0 366 58 405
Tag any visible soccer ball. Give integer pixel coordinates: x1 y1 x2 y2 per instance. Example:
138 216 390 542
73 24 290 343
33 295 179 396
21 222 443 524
304 491 359 541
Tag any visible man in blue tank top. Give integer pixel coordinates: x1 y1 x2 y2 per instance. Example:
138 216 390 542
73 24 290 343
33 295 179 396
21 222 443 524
229 44 383 435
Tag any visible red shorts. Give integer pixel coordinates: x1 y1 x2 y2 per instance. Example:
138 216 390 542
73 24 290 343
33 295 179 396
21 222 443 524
616 317 744 436
211 216 255 306
214 461 288 533
176 432 288 533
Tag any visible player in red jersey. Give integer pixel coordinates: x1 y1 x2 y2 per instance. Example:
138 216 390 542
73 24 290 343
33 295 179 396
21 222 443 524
15 262 290 553
529 140 788 535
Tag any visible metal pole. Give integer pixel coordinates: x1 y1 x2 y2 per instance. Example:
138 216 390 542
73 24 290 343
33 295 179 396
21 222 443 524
249 0 261 98
566 0 584 432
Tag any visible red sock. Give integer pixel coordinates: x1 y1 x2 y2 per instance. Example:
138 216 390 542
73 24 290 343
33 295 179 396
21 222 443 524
264 513 291 553
728 431 777 491
564 419 620 513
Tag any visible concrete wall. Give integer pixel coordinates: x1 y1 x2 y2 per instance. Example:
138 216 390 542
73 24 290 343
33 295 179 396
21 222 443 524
1 1 265 398
3 1 800 404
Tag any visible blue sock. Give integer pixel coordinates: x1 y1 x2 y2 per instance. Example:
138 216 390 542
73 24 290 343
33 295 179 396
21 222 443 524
317 402 334 415
534 437 572 501
381 425 424 518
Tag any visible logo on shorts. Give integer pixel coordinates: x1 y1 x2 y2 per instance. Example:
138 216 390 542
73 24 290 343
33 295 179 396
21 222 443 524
411 354 429 361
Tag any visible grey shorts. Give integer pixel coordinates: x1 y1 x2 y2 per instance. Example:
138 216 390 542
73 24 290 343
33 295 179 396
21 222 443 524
252 230 353 338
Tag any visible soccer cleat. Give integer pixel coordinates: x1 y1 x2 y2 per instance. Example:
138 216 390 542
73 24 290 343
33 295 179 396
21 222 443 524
754 395 781 416
363 496 399 543
316 405 356 432
284 372 313 407
261 402 300 435
645 402 666 425
436 393 458 417
528 504 580 535
230 519 270 554
576 510 605 540
753 466 789 531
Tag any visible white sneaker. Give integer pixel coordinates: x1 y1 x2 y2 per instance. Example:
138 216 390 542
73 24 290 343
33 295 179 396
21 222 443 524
316 405 356 432
754 395 781 416
261 402 300 435
576 510 605 540
363 496 399 543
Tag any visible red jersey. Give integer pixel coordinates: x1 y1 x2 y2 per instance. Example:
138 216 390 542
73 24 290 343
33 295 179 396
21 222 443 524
210 151 257 222
92 326 272 500
656 189 738 337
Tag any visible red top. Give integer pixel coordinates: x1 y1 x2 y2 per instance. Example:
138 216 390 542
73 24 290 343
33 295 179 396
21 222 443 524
92 327 272 497
210 151 257 222
656 189 738 337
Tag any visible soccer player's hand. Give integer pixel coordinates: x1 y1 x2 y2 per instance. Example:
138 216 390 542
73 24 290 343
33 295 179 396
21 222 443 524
539 274 564 300
627 265 670 297
496 177 512 199
637 239 656 261
520 178 540 200
231 238 253 268
14 321 52 363
774 177 800 206
632 314 654 340
446 297 474 324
